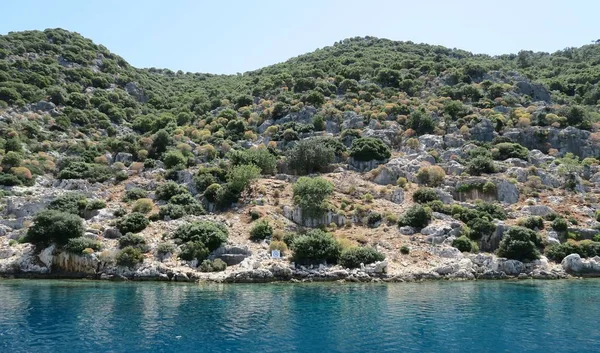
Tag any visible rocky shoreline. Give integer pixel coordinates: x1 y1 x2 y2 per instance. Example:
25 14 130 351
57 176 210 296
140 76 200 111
0 242 583 283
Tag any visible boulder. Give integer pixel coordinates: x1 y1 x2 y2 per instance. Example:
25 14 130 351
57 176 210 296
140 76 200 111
114 152 133 165
399 226 415 235
496 179 519 204
469 118 495 142
210 246 252 266
389 188 404 204
561 254 600 274
445 160 466 176
521 205 554 217
283 206 346 228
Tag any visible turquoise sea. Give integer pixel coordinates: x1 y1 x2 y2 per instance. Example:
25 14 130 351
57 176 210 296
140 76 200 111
0 279 599 352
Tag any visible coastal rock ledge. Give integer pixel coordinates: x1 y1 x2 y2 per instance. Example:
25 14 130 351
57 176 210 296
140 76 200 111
0 245 572 282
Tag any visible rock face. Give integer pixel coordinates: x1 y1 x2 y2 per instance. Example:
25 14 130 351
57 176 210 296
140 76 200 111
283 206 346 228
504 126 600 159
479 221 507 252
210 246 252 266
348 157 386 172
124 82 149 103
522 205 554 217
470 119 496 142
372 154 435 185
495 179 520 204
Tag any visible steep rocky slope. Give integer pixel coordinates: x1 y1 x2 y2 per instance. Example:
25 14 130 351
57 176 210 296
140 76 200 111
1 29 600 282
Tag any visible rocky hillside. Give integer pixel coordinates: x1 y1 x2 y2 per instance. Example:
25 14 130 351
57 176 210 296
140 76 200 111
1 28 600 282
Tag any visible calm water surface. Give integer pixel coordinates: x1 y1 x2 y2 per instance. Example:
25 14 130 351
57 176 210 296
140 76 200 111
0 279 599 353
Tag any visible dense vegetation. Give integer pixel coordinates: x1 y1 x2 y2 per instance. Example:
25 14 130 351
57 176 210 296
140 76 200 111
3 28 600 275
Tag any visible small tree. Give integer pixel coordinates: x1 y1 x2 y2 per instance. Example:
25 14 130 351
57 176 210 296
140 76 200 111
179 241 210 262
163 150 187 169
287 138 335 175
226 164 260 195
349 137 391 161
116 212 149 234
156 181 189 201
412 187 440 204
291 230 341 264
407 109 434 135
497 226 541 261
116 246 144 267
26 210 84 246
293 176 334 218
397 205 432 229
452 236 473 252
339 247 385 268
172 221 228 251
249 220 273 241
228 148 277 174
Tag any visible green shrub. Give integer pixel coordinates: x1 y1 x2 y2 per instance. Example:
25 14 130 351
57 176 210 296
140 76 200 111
400 245 410 255
367 212 382 227
172 221 228 251
518 216 544 230
156 243 176 257
474 202 507 220
287 137 335 175
397 205 432 229
163 150 187 169
179 241 210 262
85 199 105 211
249 220 273 241
552 218 568 232
116 212 149 234
546 240 600 262
1 151 22 168
64 237 102 254
492 142 529 160
291 230 341 265
467 217 496 241
118 233 148 251
226 164 260 195
467 155 495 175
199 258 227 272
0 173 22 186
25 210 84 246
339 247 385 268
452 235 473 252
407 109 434 135
116 246 144 267
57 162 114 182
292 176 334 218
229 148 277 174
132 198 154 214
349 137 391 161
412 187 440 204
194 171 218 193
203 183 222 203
156 181 189 201
416 165 445 187
283 232 299 247
48 193 88 216
497 226 541 261
159 203 186 220
123 188 148 202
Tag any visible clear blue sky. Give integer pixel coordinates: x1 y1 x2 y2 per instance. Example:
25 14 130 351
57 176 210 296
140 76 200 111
1 0 597 74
